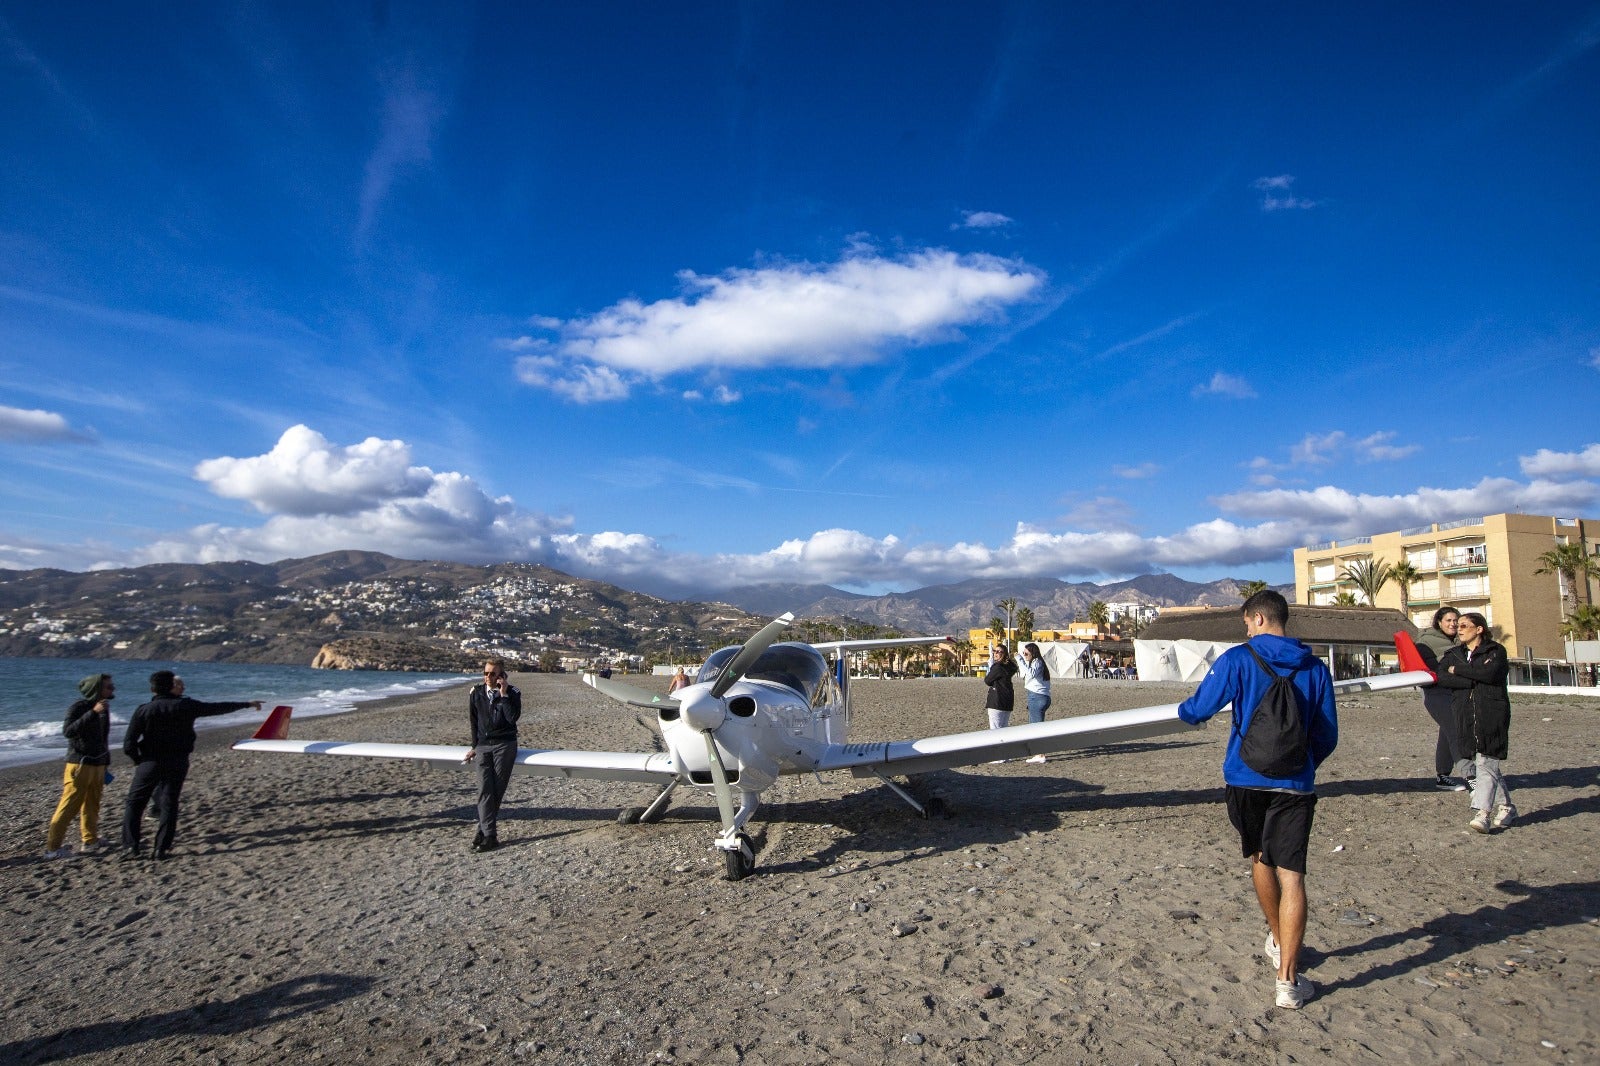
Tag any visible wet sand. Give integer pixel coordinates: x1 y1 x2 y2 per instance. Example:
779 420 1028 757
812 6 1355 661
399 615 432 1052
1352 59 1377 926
1 674 1596 1064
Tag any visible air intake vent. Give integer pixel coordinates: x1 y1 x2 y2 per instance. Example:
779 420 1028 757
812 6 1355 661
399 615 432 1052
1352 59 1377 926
729 696 756 718
659 705 680 722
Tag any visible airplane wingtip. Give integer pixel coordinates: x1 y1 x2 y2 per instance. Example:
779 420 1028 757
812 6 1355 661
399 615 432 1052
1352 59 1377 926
1393 631 1435 681
247 704 293 742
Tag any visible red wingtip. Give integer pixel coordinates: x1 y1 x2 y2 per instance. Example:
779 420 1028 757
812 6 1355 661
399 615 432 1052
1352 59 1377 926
251 705 293 740
1393 632 1435 680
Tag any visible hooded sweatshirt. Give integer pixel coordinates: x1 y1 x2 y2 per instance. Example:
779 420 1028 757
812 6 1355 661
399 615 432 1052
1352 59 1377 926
1177 633 1338 793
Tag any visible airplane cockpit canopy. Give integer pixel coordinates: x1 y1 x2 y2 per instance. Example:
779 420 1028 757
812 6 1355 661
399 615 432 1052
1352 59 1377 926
697 642 830 701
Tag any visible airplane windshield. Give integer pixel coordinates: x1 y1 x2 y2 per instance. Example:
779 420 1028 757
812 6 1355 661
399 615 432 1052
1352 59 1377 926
695 642 829 700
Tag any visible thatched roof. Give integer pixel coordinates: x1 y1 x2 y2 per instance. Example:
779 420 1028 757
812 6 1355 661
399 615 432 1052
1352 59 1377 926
1140 605 1417 646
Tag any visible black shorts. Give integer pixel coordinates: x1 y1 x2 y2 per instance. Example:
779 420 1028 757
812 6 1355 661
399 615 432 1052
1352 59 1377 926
1225 786 1317 874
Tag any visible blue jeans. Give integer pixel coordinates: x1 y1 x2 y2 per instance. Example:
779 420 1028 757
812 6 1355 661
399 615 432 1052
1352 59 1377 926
1026 692 1051 724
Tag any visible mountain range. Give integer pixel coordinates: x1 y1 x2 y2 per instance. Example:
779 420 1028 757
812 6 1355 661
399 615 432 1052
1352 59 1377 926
0 550 1284 666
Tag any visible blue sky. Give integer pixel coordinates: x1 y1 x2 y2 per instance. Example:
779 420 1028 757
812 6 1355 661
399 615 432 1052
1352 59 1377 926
2 2 1598 597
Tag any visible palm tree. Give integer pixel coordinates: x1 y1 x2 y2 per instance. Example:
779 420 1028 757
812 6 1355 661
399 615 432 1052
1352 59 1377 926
1087 600 1110 631
1560 607 1599 642
1341 558 1393 606
1534 542 1600 616
1389 561 1420 617
994 598 1017 650
1332 591 1359 606
1239 579 1271 600
1015 605 1035 642
988 617 1007 650
944 637 975 676
1559 604 1600 641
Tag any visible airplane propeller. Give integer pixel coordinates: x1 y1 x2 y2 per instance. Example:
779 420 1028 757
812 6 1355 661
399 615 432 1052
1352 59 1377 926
709 612 794 698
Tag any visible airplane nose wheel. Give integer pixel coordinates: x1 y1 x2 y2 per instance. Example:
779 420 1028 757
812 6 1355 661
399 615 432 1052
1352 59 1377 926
722 832 755 881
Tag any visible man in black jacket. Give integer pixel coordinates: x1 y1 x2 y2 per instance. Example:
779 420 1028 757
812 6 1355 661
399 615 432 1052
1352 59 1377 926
119 671 260 860
463 659 521 852
44 674 116 858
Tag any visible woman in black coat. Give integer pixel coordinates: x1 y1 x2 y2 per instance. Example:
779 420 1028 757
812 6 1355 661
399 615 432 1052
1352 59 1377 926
983 644 1018 730
1433 612 1515 833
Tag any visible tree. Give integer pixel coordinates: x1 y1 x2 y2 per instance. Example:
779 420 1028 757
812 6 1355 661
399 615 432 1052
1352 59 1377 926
1534 542 1600 616
1087 600 1110 631
994 598 1017 650
942 638 975 676
1015 605 1035 642
1341 558 1392 606
1239 579 1271 600
1389 561 1420 616
1332 591 1358 606
988 617 1007 649
1559 604 1600 641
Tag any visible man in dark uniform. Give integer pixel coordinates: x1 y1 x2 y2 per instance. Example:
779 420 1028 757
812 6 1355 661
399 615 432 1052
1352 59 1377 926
120 671 261 861
463 659 521 852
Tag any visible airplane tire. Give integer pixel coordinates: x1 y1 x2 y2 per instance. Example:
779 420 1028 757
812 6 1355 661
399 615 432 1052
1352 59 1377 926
617 807 644 825
924 797 949 820
722 832 755 881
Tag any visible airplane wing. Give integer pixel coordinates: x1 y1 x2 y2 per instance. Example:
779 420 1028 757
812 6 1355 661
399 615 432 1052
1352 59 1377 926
232 706 678 784
818 665 1435 778
811 634 955 655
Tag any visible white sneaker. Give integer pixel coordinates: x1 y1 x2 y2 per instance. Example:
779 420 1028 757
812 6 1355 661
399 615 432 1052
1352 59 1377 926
1491 806 1515 829
1275 974 1314 1009
1470 810 1491 834
1025 754 1047 764
1264 932 1281 969
43 847 75 860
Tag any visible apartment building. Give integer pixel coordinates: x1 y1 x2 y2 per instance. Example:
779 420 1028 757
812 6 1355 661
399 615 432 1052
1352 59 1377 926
1293 513 1599 659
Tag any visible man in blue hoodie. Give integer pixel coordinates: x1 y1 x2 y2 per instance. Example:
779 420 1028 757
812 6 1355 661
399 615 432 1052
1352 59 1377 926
1178 590 1336 1010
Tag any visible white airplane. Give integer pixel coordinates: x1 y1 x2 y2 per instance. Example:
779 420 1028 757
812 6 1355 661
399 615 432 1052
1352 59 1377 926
234 613 1434 880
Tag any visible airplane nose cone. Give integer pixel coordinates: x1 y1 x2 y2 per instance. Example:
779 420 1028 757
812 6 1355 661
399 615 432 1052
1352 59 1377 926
678 691 728 733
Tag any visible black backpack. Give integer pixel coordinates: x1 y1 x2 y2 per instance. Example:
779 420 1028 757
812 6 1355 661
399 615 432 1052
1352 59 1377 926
1234 643 1310 777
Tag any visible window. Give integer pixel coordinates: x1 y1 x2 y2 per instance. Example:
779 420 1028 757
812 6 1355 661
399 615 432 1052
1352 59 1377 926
1410 579 1440 600
1442 544 1486 567
1311 563 1336 583
1405 547 1437 570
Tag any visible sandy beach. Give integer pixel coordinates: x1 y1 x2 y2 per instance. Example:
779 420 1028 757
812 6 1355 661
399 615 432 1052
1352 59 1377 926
1 673 1595 1065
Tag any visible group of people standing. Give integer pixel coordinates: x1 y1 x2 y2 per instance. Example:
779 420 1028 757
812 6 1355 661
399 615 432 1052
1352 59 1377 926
1416 606 1517 832
44 671 262 861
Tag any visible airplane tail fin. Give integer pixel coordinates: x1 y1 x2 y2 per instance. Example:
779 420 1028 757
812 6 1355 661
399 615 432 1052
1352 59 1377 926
1394 632 1435 681
251 705 294 740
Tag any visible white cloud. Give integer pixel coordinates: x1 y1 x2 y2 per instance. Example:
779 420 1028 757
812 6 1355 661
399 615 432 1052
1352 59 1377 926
36 424 1600 596
1192 371 1257 399
1355 431 1421 462
195 425 436 516
1290 431 1345 465
1520 442 1600 479
712 385 741 404
0 405 89 443
1215 477 1600 537
954 210 1013 230
1589 345 1600 371
141 428 572 567
507 249 1043 402
1112 462 1161 479
1252 174 1318 211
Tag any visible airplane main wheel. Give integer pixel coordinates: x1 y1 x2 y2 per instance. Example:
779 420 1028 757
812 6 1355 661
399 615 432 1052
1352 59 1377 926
617 807 644 825
722 832 755 881
922 797 949 820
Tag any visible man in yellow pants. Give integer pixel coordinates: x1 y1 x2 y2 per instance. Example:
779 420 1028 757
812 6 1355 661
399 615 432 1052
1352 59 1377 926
45 674 115 858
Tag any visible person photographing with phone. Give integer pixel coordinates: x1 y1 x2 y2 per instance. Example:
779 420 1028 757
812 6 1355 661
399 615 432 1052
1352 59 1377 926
464 659 521 853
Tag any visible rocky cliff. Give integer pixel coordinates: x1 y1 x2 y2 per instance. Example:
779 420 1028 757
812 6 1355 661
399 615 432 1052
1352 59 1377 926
311 638 502 673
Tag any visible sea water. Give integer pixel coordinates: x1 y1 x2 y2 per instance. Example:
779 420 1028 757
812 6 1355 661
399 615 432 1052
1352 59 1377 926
0 656 470 769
